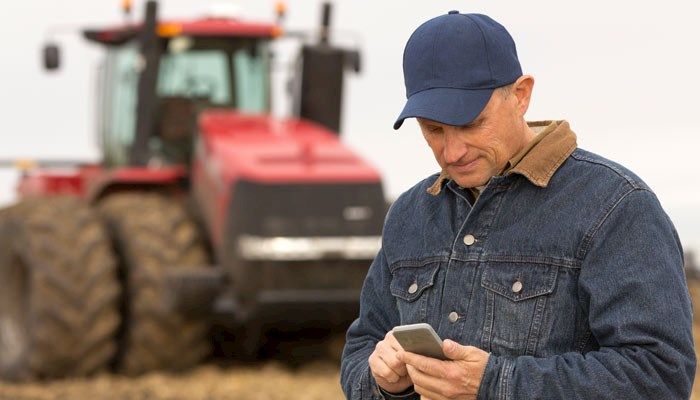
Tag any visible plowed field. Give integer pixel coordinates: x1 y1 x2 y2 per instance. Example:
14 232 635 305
3 282 700 400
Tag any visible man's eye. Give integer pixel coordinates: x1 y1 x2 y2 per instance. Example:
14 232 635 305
427 126 442 133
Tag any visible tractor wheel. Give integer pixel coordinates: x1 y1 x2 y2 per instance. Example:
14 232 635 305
98 193 210 375
0 198 120 380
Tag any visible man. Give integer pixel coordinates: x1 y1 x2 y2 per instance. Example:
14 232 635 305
340 11 695 400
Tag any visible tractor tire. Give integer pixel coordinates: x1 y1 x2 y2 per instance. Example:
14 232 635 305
98 193 210 375
0 198 120 380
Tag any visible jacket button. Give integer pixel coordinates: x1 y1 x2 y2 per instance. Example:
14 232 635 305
463 234 476 246
512 280 523 293
408 282 418 294
448 311 459 323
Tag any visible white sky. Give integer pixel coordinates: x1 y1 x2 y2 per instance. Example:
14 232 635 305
1 0 699 250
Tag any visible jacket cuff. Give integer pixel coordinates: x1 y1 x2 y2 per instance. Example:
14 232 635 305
364 366 419 400
477 355 515 400
378 386 419 400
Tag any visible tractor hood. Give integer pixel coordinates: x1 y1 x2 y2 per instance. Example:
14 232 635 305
196 111 381 184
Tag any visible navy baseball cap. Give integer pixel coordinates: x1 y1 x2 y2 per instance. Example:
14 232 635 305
394 12 522 130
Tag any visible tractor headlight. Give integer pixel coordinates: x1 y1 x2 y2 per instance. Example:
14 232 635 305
237 235 381 261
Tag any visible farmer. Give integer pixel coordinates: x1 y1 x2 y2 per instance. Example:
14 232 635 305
340 11 695 400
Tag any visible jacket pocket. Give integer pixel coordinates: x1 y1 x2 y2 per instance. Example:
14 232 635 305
389 259 441 324
480 261 558 356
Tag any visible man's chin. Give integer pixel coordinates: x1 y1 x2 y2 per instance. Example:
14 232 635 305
450 175 489 189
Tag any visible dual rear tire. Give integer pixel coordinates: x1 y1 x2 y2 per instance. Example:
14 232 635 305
0 194 210 379
0 198 120 379
99 193 210 375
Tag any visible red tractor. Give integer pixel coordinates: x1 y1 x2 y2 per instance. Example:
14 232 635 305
0 1 386 379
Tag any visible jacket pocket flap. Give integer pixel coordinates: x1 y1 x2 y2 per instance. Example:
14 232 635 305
481 262 558 301
389 260 441 302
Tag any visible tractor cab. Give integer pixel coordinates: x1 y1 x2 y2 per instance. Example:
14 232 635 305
83 17 278 167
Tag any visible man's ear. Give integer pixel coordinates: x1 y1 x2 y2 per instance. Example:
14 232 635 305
512 75 535 117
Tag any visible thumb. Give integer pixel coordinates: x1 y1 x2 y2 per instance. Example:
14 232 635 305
442 339 470 360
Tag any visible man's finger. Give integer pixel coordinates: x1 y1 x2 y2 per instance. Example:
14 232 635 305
379 350 408 377
413 382 451 400
397 350 447 377
406 364 456 398
376 338 408 376
385 331 405 352
371 356 401 383
442 339 472 361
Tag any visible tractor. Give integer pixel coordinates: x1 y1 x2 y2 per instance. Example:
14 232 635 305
0 1 386 379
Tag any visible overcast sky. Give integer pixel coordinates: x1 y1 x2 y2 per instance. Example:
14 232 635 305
1 0 699 250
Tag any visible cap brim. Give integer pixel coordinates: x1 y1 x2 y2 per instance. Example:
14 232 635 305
393 87 494 130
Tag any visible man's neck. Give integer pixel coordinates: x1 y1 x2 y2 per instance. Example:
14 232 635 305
520 123 538 153
497 122 537 173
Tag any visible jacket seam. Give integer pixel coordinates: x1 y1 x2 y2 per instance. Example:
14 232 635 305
388 255 580 271
577 187 650 260
389 255 450 271
570 151 643 189
574 327 593 353
478 254 580 269
500 359 515 400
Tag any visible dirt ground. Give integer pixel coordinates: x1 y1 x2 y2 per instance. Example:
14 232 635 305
0 361 343 400
3 282 700 400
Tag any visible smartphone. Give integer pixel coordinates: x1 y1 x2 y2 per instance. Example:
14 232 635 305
392 323 447 360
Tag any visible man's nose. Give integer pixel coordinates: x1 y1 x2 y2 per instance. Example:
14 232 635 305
442 129 468 164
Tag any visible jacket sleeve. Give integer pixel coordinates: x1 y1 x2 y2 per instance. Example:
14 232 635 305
477 188 696 399
340 246 420 400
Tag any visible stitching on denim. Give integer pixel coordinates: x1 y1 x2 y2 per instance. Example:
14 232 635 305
497 359 508 400
482 290 495 351
525 295 547 355
463 260 481 333
577 188 649 260
448 178 510 269
489 254 578 268
481 265 558 301
475 354 492 400
451 253 580 269
357 363 369 400
570 149 643 189
389 256 449 271
574 326 592 353
501 360 515 400
477 179 509 241
389 262 441 302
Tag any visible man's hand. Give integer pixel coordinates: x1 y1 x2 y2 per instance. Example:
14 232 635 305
369 331 413 394
396 339 489 400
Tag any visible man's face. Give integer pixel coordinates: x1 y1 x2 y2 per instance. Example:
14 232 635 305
418 82 532 188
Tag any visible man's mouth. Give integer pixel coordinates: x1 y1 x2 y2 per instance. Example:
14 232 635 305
449 158 480 172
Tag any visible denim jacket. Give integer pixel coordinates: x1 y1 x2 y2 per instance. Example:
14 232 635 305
340 121 695 399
